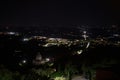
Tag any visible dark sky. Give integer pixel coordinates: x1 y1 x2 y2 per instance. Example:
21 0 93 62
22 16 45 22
0 0 120 26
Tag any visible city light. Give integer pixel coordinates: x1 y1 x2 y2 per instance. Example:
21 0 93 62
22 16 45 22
77 50 83 54
22 60 27 64
54 77 66 80
82 31 88 40
0 1 120 79
7 32 15 35
86 42 90 48
46 58 50 62
23 38 29 41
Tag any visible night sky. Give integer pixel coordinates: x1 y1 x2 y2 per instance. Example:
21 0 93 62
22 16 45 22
0 0 120 26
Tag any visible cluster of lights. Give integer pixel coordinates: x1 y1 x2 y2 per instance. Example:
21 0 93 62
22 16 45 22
32 53 53 65
43 43 58 47
19 59 27 66
53 77 66 80
22 35 88 48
